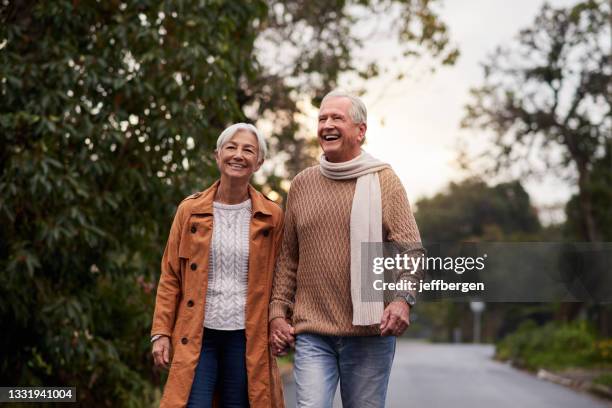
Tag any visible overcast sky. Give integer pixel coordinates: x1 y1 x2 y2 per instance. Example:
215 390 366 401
331 0 580 222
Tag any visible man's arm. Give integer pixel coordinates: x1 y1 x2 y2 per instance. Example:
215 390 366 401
269 188 299 322
269 186 299 354
383 171 425 304
380 170 425 336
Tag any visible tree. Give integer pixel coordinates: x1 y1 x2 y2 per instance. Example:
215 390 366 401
1 1 267 405
249 0 459 188
1 1 457 405
413 179 545 342
414 178 541 242
565 140 612 333
566 139 612 240
462 0 611 242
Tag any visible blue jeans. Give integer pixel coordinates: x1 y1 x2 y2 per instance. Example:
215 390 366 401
187 328 249 408
294 333 396 408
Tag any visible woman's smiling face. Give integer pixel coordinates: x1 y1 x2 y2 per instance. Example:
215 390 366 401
215 130 262 180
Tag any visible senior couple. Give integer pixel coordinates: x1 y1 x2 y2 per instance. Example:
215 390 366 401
151 90 425 408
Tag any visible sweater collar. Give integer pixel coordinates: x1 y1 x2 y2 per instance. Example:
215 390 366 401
190 180 272 216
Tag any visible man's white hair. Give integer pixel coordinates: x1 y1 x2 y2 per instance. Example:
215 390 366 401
321 90 367 125
216 123 267 162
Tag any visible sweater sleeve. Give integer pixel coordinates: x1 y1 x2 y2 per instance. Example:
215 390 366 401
381 169 426 303
269 183 299 321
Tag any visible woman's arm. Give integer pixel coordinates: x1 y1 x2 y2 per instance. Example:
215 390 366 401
151 204 185 338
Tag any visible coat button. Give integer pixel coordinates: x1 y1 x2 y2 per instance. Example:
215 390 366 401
187 300 194 307
190 263 197 271
190 225 197 233
263 229 270 237
181 337 188 345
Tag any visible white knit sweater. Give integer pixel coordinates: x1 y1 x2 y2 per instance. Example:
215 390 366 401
204 199 251 330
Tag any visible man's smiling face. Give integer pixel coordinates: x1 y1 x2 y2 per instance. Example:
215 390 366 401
317 96 366 163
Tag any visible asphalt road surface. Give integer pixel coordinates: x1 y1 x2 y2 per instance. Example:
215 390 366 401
283 341 611 408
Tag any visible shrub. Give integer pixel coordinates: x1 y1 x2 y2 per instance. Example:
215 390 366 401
594 373 612 387
496 320 605 370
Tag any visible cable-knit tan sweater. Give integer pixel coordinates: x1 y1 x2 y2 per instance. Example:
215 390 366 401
269 166 424 336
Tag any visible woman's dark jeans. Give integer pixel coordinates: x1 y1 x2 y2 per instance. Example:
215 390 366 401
186 328 249 408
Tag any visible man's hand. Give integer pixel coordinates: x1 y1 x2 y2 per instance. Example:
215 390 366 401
380 300 410 336
269 317 295 356
152 336 171 369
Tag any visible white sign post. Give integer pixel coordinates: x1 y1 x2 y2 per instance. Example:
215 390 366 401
469 301 486 343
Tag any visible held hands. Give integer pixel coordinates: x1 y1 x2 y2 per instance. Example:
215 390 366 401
269 317 295 356
380 300 410 337
152 336 172 369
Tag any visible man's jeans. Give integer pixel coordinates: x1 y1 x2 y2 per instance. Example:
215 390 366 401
294 333 396 408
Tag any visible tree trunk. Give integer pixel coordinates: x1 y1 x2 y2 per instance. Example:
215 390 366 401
557 144 599 322
576 166 600 242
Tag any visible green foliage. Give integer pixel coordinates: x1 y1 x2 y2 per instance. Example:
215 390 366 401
414 178 541 242
566 141 612 240
594 373 612 387
1 0 265 405
276 351 294 365
496 320 608 370
413 179 544 342
1 0 456 405
408 300 464 342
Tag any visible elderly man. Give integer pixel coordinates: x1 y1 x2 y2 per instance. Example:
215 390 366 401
269 90 424 407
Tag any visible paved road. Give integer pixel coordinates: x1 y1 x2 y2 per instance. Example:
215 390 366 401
283 341 611 408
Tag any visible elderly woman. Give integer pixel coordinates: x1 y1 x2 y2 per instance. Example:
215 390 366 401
151 123 285 408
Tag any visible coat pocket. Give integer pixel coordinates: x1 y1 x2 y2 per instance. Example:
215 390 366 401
179 216 212 259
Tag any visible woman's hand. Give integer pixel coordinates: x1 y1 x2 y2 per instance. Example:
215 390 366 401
269 318 295 356
152 336 172 369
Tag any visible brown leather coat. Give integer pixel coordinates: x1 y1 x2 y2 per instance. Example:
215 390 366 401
151 181 285 408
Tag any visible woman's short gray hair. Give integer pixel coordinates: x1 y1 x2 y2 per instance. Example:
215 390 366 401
216 123 267 162
321 90 367 125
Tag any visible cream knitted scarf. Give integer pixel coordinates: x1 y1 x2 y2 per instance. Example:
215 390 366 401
319 151 390 325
